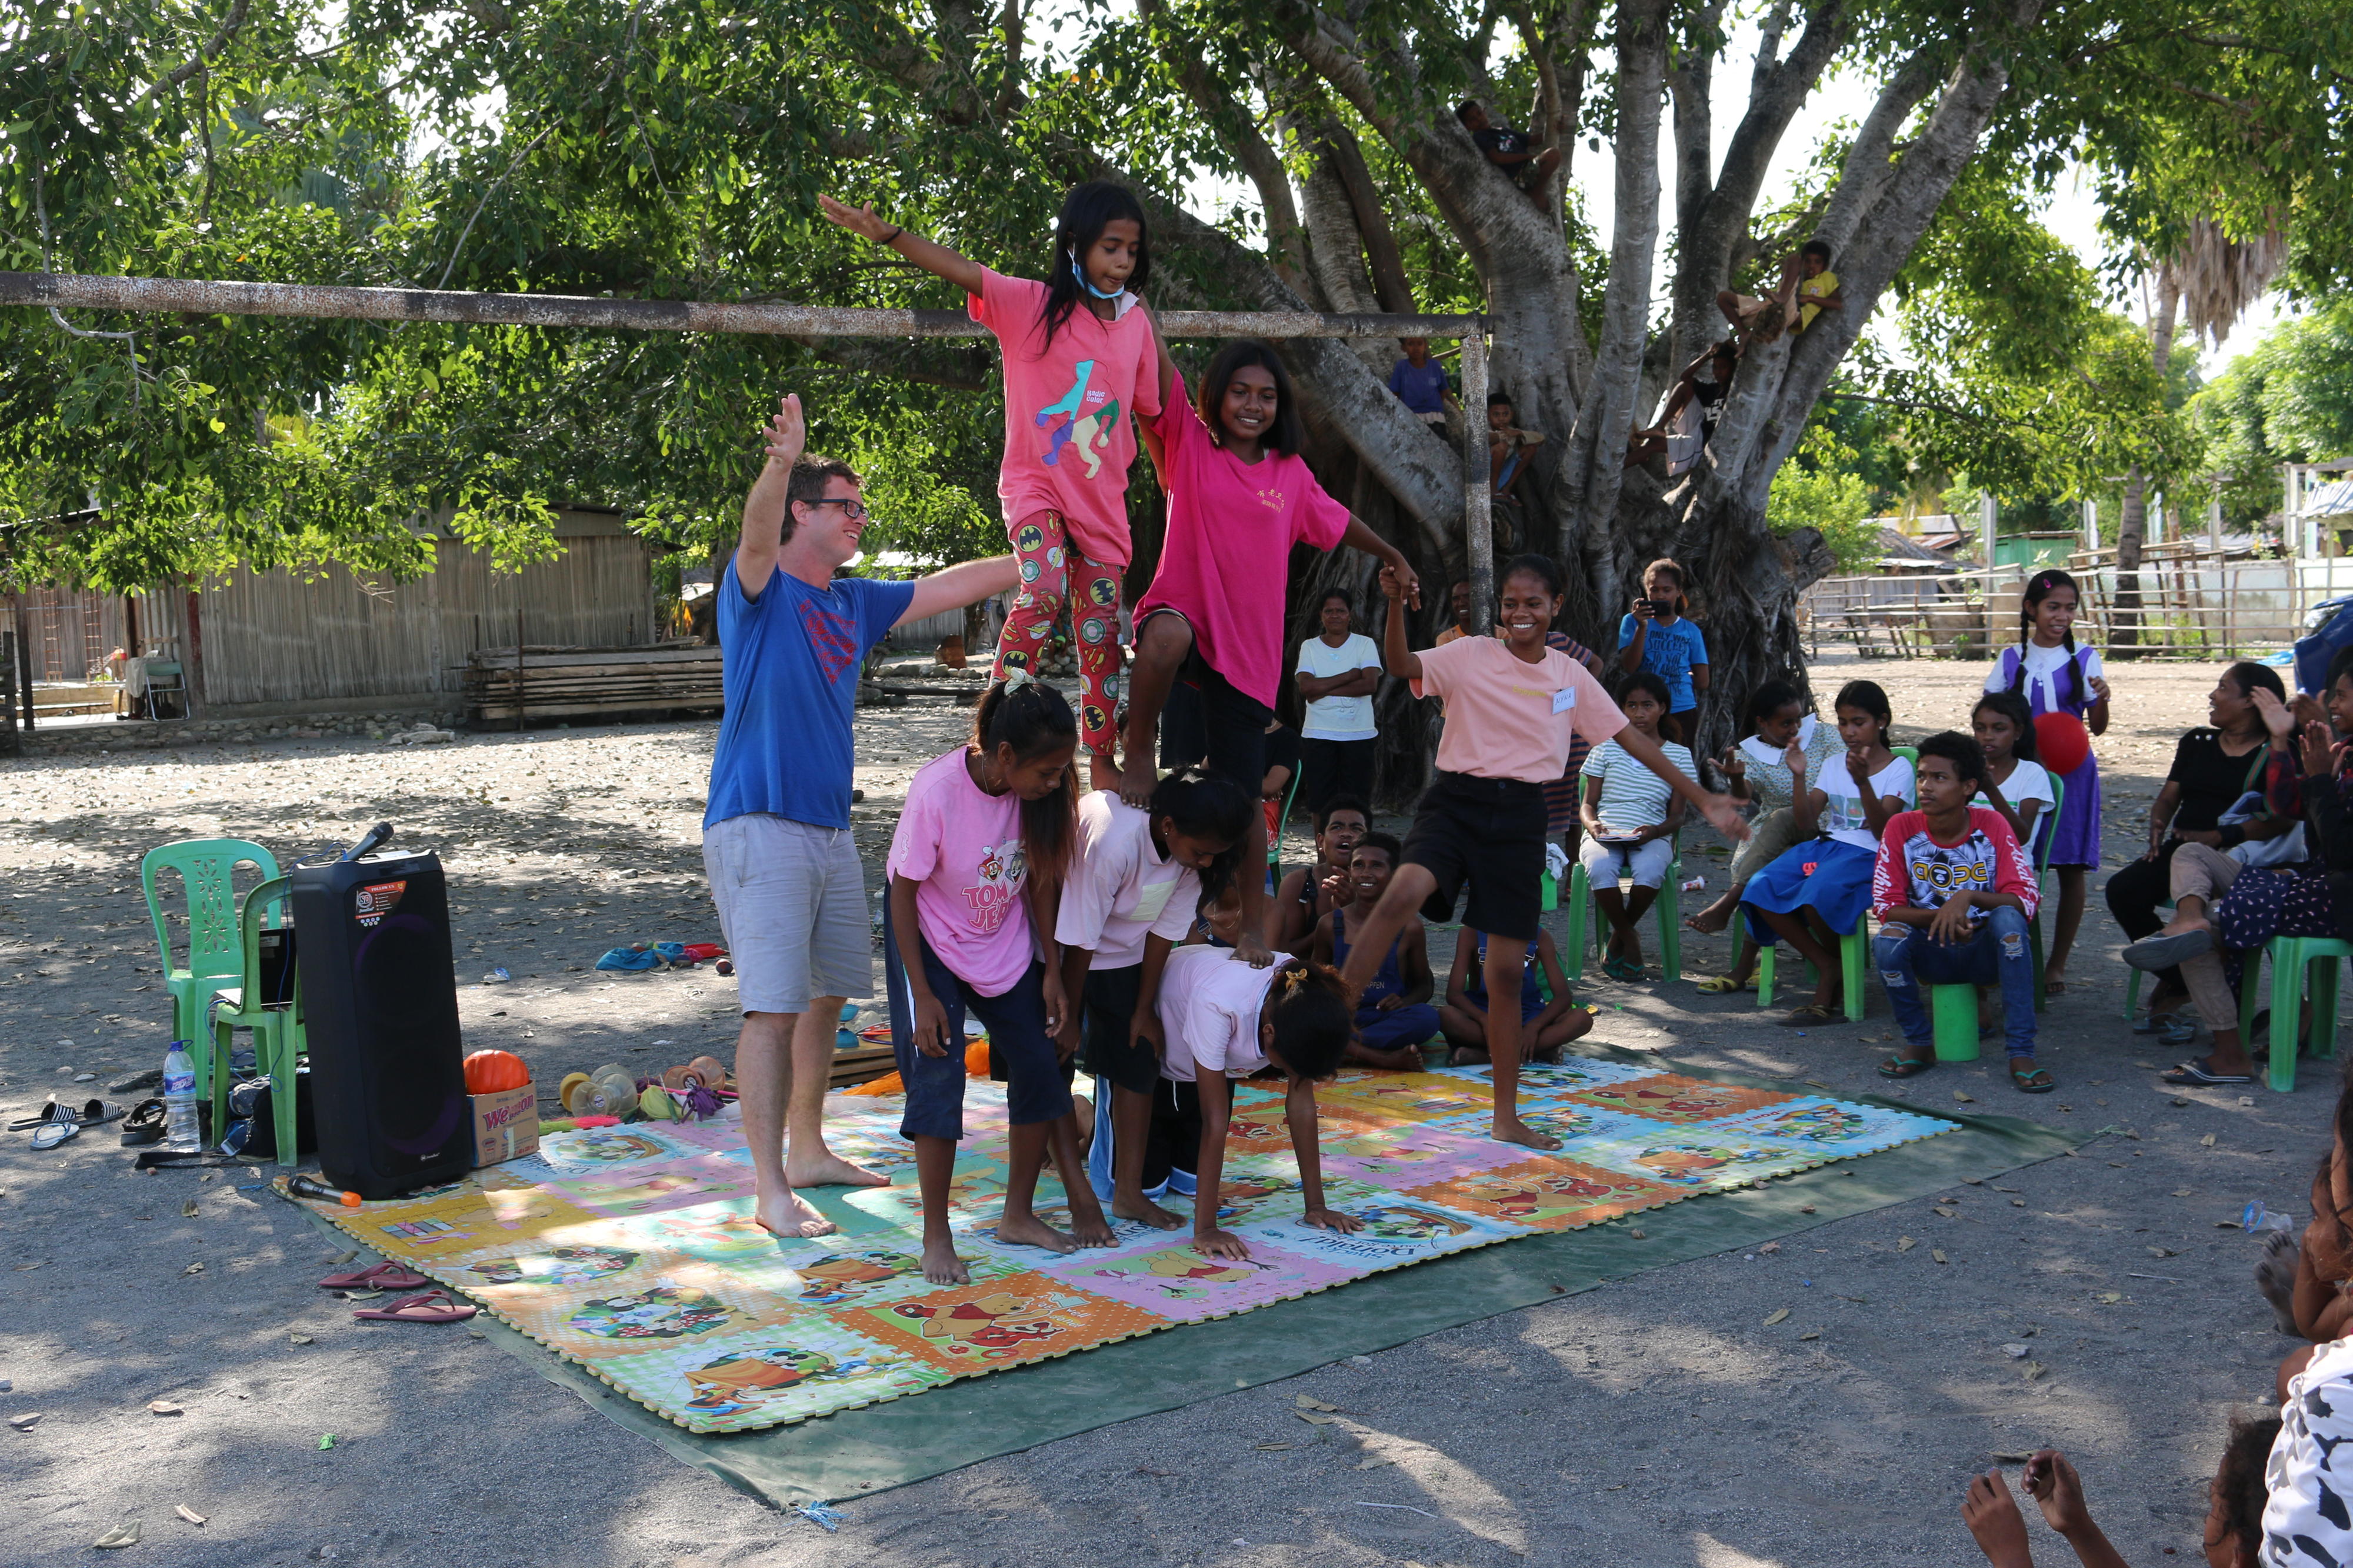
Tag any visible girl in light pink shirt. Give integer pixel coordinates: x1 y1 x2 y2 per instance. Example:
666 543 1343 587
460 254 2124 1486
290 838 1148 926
821 184 1162 779
884 676 1112 1286
1335 553 1748 1152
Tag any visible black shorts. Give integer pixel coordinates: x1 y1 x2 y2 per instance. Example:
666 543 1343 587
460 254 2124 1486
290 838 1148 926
1401 771 1549 941
1079 962 1158 1095
1145 609 1269 792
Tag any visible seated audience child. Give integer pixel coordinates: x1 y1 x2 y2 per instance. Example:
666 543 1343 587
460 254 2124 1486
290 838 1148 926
1738 679 1912 1025
1272 795 1369 953
1310 832 1440 1069
2255 1052 2353 1348
1690 680 1843 992
884 676 1112 1285
1055 765 1253 1230
1959 1429 2274 1568
1971 690 2055 856
1438 928 1589 1066
1578 671 1694 980
1156 948 1364 1261
1869 731 2045 1089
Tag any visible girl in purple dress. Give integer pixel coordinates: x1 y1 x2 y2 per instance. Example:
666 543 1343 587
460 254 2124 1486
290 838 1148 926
1983 570 2111 994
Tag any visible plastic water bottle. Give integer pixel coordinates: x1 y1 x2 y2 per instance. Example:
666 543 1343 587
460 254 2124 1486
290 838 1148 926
161 1040 202 1153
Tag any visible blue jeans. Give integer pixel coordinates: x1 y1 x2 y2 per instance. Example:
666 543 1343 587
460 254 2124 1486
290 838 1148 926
1872 906 2037 1058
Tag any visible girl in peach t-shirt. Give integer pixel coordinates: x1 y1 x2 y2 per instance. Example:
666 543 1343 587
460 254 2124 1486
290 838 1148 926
821 183 1163 776
1332 553 1748 1151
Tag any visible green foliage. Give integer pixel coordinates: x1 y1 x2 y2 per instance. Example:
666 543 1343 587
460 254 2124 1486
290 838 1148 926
1768 425 1881 573
2190 295 2353 523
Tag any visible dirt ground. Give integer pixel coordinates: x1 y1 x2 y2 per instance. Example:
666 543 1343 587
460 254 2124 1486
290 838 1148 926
0 648 2327 1567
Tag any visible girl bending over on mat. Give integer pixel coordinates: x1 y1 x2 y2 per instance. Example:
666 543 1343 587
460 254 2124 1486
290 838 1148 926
1736 680 1914 1027
1157 950 1362 1261
884 676 1111 1285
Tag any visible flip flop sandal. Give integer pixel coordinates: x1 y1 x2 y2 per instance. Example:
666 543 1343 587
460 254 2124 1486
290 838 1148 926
1777 1003 1838 1027
119 1100 165 1147
319 1260 431 1292
2162 1057 2255 1086
9 1097 111 1130
2009 1063 2058 1093
354 1290 476 1325
30 1117 80 1150
1878 1054 1935 1079
1694 975 1751 995
2157 1015 2201 1046
2041 979 2067 995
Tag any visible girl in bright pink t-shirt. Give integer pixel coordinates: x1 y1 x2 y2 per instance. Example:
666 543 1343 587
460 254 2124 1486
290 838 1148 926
1108 335 1420 951
821 184 1162 779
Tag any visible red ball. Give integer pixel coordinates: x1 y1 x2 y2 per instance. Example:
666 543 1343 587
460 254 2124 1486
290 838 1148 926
2034 712 2092 775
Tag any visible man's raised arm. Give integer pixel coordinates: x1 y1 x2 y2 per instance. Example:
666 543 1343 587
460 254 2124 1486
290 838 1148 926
735 394 804 600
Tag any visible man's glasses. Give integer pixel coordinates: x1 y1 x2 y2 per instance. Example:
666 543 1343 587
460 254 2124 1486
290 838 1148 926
800 498 869 521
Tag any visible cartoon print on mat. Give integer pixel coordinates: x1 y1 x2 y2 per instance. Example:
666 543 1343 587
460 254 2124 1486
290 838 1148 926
1407 1160 1678 1230
464 1246 639 1287
535 1128 689 1168
567 1286 735 1342
1566 1074 1795 1125
299 1065 1957 1434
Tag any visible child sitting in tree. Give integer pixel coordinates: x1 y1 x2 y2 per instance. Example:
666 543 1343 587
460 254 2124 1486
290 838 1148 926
1156 949 1363 1262
1438 927 1589 1065
1271 795 1369 954
1578 671 1694 980
1869 731 2046 1090
1309 832 1440 1069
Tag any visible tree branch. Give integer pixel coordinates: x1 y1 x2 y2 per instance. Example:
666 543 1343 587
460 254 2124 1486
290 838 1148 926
136 0 252 102
1142 0 1309 287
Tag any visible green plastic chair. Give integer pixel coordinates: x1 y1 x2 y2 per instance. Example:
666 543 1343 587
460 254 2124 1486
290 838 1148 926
141 838 279 1097
2252 936 2351 1093
209 875 306 1164
1562 835 1684 985
1927 773 2067 1060
1754 748 1918 1023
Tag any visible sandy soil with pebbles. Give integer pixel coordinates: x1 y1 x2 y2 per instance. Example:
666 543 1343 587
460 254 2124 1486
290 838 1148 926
0 646 2329 1567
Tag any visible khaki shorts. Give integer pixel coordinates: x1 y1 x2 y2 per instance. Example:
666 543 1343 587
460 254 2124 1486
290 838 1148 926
701 813 872 1015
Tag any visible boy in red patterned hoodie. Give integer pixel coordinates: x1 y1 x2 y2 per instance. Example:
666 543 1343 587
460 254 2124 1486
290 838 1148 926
1870 731 2047 1090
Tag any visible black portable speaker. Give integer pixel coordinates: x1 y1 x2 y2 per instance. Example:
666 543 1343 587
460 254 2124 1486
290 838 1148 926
290 846 472 1199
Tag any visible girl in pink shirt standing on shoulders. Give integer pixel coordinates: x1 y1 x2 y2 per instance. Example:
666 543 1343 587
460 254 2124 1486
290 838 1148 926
821 184 1162 783
1335 554 1749 1150
1111 333 1420 959
884 676 1114 1286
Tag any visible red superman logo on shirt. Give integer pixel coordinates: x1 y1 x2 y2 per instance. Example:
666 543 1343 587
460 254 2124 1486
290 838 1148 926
799 600 858 684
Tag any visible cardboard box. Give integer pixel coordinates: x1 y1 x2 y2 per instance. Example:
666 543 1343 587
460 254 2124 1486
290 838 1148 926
470 1085 540 1167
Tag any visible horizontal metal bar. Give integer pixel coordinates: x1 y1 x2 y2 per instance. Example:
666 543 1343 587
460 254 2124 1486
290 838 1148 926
0 272 1484 341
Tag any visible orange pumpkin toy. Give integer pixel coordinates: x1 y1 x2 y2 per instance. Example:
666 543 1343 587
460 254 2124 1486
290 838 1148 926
464 1049 531 1095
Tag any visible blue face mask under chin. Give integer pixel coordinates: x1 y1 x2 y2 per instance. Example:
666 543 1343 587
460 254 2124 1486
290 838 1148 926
1070 255 1125 301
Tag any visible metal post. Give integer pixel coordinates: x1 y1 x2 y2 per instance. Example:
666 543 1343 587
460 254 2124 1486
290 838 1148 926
2082 498 2098 555
1461 330 1492 635
11 593 34 732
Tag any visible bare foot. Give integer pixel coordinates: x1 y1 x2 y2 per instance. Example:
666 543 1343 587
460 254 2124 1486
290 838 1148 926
1112 1192 1183 1229
1066 1205 1119 1247
1685 902 1734 935
754 1189 837 1239
992 1211 1079 1255
1491 1113 1564 1152
1449 1046 1491 1067
785 1150 891 1189
920 1237 971 1286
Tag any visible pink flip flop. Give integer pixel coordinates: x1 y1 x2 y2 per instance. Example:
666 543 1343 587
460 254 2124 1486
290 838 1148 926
319 1260 430 1292
353 1290 478 1325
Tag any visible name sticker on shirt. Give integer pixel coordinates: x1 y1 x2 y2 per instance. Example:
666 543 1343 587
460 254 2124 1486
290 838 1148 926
1551 688 1577 714
1131 879 1178 923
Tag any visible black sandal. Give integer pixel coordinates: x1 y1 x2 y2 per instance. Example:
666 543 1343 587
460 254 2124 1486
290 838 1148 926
119 1099 166 1147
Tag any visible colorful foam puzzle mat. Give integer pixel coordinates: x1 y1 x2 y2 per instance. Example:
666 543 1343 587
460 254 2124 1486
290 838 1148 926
294 1059 1956 1434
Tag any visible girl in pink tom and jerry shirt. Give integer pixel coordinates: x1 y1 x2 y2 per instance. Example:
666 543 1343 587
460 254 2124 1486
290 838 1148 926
1114 333 1420 959
1334 554 1749 1151
884 676 1114 1286
820 184 1162 782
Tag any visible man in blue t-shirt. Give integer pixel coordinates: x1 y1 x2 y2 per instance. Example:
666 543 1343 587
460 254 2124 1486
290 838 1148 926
704 392 1017 1241
1387 337 1457 427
